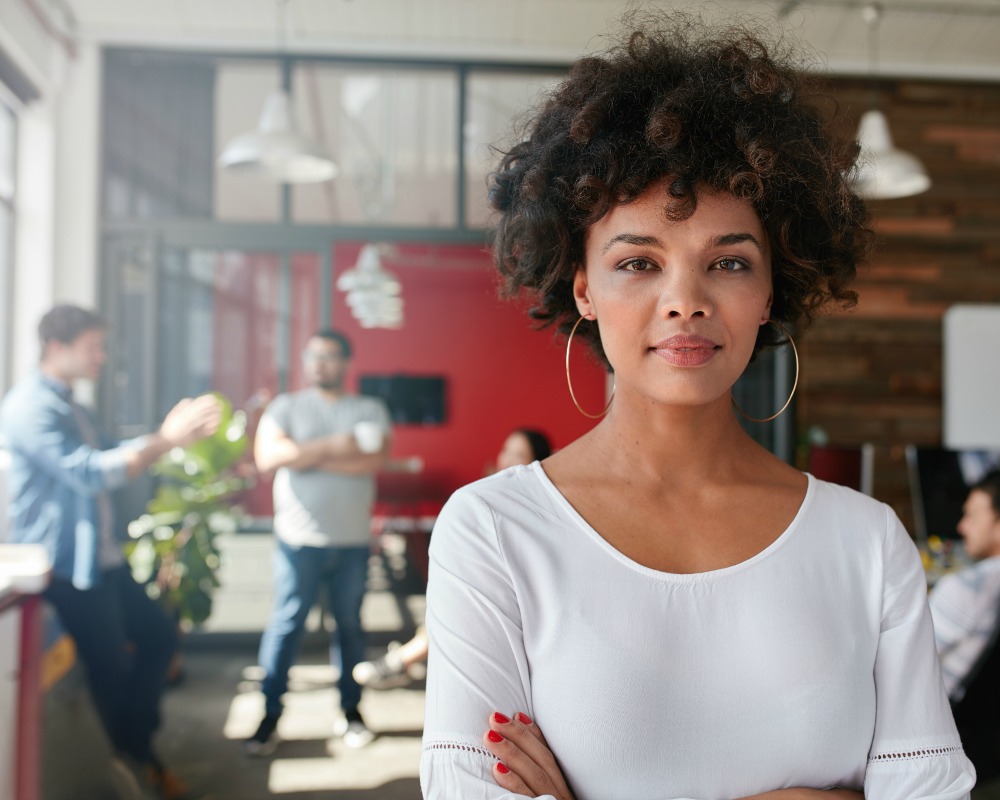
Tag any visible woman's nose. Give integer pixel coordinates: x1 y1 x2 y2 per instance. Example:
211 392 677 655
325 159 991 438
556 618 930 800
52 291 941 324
660 269 712 319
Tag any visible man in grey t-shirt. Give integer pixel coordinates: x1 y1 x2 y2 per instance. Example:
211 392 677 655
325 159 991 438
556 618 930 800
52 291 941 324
245 330 391 756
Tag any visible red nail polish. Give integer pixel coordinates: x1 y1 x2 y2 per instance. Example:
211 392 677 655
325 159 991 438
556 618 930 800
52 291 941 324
487 730 504 743
496 762 510 774
493 712 510 724
516 712 533 725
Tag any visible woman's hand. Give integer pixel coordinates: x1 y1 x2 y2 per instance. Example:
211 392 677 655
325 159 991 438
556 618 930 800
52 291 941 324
483 711 575 800
744 790 863 800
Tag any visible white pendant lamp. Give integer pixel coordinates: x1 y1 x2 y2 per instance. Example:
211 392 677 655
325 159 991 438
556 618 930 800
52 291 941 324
218 89 337 183
849 3 930 201
217 0 336 184
337 244 404 329
852 109 930 200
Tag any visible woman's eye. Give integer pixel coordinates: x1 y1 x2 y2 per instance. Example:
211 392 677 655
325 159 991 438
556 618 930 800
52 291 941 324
618 258 654 272
714 258 748 272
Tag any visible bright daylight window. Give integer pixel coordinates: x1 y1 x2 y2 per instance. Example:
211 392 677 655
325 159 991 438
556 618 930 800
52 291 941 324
0 98 15 393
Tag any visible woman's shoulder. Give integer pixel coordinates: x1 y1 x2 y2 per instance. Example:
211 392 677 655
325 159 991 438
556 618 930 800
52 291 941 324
805 474 918 559
806 474 888 514
443 462 552 518
430 463 560 564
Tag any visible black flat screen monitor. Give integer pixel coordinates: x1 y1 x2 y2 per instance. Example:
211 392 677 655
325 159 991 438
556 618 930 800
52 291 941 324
360 375 447 426
906 446 1000 541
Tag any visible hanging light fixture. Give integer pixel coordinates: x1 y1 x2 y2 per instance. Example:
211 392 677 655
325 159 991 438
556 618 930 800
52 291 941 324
850 4 930 200
217 0 337 183
337 244 404 329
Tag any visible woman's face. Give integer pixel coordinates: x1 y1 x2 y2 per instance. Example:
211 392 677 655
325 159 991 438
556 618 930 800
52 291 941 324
574 182 773 410
497 432 536 471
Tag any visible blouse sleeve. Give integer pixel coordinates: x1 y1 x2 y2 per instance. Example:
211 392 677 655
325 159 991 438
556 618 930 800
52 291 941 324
419 488 559 800
864 506 976 800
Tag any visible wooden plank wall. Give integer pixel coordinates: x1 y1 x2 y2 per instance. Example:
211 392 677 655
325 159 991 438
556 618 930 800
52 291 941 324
798 76 1000 532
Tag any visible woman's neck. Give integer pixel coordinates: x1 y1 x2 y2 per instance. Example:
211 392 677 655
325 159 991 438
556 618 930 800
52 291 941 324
581 389 767 487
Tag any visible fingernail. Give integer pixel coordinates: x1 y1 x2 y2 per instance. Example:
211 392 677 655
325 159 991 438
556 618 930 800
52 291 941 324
493 712 510 724
516 712 533 725
496 762 510 774
487 730 504 743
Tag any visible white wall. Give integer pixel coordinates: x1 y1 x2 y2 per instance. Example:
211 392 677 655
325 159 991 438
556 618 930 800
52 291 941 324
1 11 101 385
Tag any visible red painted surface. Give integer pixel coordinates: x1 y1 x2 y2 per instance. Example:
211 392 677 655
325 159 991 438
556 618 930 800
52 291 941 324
327 242 606 496
16 595 42 800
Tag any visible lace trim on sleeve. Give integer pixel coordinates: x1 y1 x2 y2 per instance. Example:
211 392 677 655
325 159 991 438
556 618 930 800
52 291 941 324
424 740 499 761
869 745 964 764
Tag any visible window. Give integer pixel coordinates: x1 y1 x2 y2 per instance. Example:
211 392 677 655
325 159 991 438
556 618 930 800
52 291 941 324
291 64 459 227
464 71 561 228
0 98 15 392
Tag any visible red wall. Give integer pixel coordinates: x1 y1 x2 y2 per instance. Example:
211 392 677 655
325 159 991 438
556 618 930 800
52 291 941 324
325 242 607 495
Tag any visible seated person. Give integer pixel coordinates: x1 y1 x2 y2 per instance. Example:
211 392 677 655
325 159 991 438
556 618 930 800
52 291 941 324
353 428 552 689
929 469 1000 701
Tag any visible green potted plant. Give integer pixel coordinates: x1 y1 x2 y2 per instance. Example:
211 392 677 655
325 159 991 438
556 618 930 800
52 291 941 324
125 393 251 627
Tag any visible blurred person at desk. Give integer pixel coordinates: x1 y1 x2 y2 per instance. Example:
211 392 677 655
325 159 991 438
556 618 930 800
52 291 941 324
929 470 1000 701
352 428 553 690
245 329 392 756
929 470 1000 788
0 304 221 799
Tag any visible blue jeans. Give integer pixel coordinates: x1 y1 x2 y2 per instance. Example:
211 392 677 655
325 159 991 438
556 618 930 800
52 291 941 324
257 540 370 716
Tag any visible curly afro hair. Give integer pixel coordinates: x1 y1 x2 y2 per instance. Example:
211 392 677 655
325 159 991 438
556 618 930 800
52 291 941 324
489 14 872 367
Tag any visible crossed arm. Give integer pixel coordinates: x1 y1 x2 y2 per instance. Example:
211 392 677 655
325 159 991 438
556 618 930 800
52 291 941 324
482 713 864 800
253 414 389 475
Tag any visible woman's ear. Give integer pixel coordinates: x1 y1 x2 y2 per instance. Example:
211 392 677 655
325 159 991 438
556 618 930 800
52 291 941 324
761 290 773 325
572 269 596 320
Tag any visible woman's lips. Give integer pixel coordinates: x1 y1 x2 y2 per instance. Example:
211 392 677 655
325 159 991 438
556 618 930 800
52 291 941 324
650 335 721 367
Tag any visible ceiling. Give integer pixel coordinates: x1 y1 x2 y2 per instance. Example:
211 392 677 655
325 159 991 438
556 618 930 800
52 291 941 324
56 0 1000 81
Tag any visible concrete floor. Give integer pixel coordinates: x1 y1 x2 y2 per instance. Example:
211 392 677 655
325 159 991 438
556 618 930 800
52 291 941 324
42 531 428 800
157 647 425 800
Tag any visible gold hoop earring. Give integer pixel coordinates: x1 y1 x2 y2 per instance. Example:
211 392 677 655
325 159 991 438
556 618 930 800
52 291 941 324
566 316 614 419
732 320 799 424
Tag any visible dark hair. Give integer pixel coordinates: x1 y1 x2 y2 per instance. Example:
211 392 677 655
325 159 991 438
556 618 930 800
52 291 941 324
971 471 1000 518
311 329 353 360
38 305 106 354
490 14 872 366
514 428 553 461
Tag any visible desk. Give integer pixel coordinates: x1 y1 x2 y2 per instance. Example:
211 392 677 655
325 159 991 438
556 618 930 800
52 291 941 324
0 545 52 800
373 471 447 585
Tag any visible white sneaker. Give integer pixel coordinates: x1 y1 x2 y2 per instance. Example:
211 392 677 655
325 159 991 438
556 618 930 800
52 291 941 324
352 643 410 689
333 709 375 748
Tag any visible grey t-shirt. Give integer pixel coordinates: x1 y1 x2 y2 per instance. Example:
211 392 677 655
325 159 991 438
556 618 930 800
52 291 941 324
265 389 391 548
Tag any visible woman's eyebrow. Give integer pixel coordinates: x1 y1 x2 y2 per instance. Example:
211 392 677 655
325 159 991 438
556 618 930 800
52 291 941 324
600 233 662 255
711 232 766 253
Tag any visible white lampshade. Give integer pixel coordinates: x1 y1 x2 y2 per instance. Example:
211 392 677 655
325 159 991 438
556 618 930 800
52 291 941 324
337 243 405 328
218 90 337 184
851 109 930 200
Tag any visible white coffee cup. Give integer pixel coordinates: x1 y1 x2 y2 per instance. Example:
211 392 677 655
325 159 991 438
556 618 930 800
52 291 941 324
353 421 385 454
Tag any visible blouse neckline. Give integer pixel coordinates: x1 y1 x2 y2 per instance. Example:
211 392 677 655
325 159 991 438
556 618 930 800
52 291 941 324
528 460 815 584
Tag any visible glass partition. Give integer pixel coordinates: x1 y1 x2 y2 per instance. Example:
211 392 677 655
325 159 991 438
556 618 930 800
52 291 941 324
464 71 561 228
291 64 458 226
157 248 320 417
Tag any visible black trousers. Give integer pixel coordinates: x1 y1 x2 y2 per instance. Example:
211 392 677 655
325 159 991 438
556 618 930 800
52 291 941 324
45 565 178 762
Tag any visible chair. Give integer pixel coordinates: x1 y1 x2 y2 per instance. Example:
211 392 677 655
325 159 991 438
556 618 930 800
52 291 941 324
807 444 875 496
950 597 1000 782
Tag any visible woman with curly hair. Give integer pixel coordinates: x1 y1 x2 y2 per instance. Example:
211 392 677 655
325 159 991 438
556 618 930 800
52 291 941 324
420 14 975 800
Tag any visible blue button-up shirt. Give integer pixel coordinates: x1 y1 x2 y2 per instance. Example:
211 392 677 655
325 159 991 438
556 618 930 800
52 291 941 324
0 371 145 588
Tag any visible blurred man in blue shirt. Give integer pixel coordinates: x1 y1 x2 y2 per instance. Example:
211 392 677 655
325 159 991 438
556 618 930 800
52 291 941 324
0 305 220 798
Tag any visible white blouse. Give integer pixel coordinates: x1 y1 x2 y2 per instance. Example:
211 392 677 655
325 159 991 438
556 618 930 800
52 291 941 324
420 463 975 800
